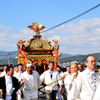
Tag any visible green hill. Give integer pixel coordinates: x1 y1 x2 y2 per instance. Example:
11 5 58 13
0 51 100 65
59 52 100 63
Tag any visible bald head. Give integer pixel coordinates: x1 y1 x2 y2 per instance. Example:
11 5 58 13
85 56 96 71
70 64 78 74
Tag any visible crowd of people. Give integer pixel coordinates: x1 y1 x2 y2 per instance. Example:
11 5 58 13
0 55 100 100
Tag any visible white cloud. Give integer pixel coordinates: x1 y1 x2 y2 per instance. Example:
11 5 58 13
44 18 100 54
11 29 33 40
47 35 61 45
55 18 100 34
0 25 10 41
0 25 13 32
1 18 100 55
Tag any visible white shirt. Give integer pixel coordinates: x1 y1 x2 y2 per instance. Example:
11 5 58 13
85 68 95 80
63 71 70 76
58 71 64 77
1 71 6 77
68 69 100 100
13 71 17 78
20 70 41 98
14 71 22 80
93 82 100 100
40 70 63 91
5 75 13 100
64 73 77 95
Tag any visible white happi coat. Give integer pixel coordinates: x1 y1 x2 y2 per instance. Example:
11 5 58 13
14 71 22 100
20 70 41 99
68 69 100 100
56 71 64 100
93 82 100 100
13 71 22 80
0 71 6 77
64 73 77 95
40 70 63 91
63 71 70 76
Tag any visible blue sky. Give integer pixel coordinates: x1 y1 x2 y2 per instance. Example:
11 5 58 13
0 0 100 55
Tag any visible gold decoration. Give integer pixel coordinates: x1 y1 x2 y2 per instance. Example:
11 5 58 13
53 53 55 57
52 39 59 50
73 74 78 79
25 35 54 55
17 22 61 72
28 22 45 30
27 22 45 35
27 60 31 64
15 56 18 60
53 53 61 57
20 54 24 58
18 39 27 44
58 53 61 57
35 42 43 48
54 59 58 62
27 55 54 64
52 39 58 44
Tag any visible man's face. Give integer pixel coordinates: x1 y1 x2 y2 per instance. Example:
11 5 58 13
78 64 83 72
71 64 78 74
14 66 18 72
26 65 32 71
85 56 96 71
48 63 54 71
18 65 23 71
8 68 14 76
66 67 71 73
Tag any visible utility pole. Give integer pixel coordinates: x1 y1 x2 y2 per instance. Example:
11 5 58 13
8 52 10 66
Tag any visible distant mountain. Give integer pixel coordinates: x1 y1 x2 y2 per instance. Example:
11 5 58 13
0 51 18 65
0 51 100 65
59 52 100 63
0 57 17 65
60 53 73 58
0 51 18 59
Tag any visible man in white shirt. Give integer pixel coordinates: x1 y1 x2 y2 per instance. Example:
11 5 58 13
40 61 63 100
20 63 41 100
0 66 25 100
68 56 100 100
14 64 23 80
77 63 84 73
93 82 100 100
64 63 78 99
13 65 19 78
56 65 64 100
14 64 23 100
63 66 71 76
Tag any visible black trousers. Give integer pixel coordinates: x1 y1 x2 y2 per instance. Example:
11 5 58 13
45 90 57 100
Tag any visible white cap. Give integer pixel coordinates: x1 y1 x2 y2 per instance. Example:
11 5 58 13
26 60 33 67
26 63 32 67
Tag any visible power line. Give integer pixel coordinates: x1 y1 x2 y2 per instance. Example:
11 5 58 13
0 51 17 56
41 4 100 33
9 51 17 55
0 54 8 56
0 55 8 61
0 51 18 62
